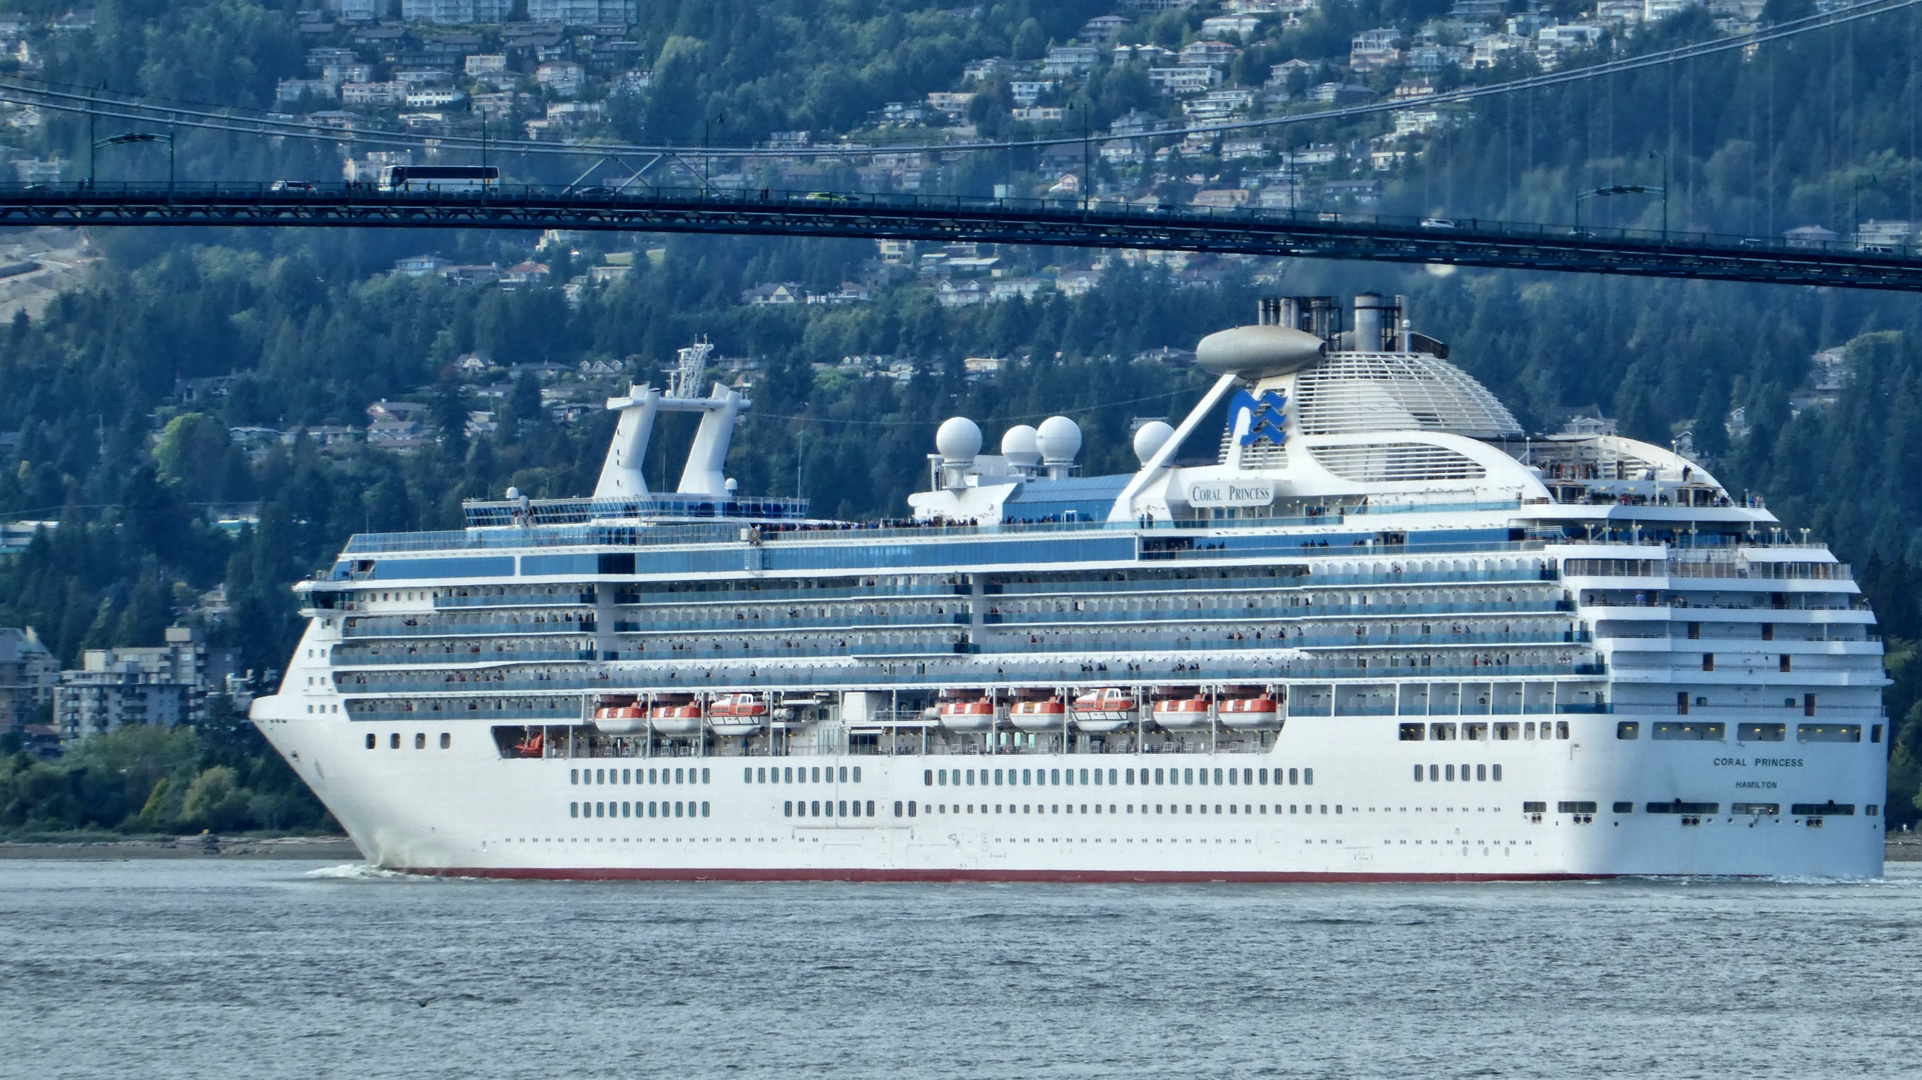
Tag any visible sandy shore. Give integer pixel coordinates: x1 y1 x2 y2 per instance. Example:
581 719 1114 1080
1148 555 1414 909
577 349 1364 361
0 836 363 860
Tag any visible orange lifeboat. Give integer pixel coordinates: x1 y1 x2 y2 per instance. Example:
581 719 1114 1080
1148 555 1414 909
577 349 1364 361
708 693 767 736
592 704 648 734
1152 696 1212 731
938 698 997 732
649 700 703 735
1070 687 1136 733
1217 695 1281 730
514 731 545 757
1009 697 1066 732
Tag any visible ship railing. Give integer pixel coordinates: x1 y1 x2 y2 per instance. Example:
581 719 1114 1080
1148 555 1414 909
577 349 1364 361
333 659 1607 696
332 514 1572 560
341 618 598 638
988 600 1571 625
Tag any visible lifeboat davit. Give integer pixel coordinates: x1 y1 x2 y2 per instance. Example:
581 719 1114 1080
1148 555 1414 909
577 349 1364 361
1008 698 1066 732
938 698 997 731
708 693 768 736
1152 697 1213 730
1217 695 1281 730
592 704 648 734
648 701 703 735
1070 687 1136 733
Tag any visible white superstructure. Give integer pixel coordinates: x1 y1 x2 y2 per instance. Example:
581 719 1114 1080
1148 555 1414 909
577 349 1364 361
252 295 1889 880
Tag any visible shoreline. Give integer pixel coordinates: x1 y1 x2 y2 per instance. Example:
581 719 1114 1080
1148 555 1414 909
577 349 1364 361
0 835 362 860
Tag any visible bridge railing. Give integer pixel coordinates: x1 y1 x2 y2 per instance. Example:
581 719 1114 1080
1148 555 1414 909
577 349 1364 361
0 180 1912 262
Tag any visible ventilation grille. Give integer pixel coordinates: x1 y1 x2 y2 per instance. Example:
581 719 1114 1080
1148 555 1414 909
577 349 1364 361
1309 442 1487 483
1295 353 1522 438
1216 426 1288 469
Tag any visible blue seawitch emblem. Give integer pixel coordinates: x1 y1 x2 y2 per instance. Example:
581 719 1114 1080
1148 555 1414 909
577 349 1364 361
1231 388 1288 447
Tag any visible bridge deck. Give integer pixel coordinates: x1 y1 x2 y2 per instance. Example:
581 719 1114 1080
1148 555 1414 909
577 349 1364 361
2 183 1917 291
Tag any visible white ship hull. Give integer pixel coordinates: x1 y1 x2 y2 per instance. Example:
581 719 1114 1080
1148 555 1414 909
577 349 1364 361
253 700 1885 880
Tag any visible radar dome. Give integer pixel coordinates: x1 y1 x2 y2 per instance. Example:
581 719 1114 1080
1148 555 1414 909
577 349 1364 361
1132 420 1176 465
1001 424 1041 466
1036 416 1082 464
936 416 983 462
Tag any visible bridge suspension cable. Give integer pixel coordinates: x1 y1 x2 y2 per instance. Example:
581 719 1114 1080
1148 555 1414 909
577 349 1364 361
0 0 1916 164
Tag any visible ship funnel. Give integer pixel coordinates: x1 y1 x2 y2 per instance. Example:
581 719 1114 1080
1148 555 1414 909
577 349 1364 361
1354 292 1388 352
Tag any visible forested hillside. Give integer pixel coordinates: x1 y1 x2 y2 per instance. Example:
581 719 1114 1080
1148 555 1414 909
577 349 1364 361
4 0 1922 830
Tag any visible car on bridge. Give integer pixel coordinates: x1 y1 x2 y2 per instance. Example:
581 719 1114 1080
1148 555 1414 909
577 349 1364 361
1420 217 1457 230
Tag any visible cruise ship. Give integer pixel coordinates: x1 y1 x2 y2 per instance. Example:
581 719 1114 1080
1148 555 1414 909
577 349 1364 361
251 295 1890 880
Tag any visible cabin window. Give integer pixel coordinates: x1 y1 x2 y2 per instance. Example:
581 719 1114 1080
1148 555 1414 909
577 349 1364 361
909 801 917 817
390 733 400 749
1873 725 1884 744
1023 769 1033 785
785 801 794 817
367 734 377 750
569 802 578 818
937 770 947 787
595 769 604 784
1476 765 1487 781
1617 721 1640 740
413 733 424 750
745 768 753 783
1556 722 1570 740
1445 765 1455 781
673 768 683 784
1739 723 1785 742
1052 769 1061 785
783 767 793 782
595 802 604 818
1082 769 1091 785
1184 768 1194 785
838 767 847 783
866 801 875 816
1156 769 1166 784
812 767 822 782
1399 723 1425 741
648 802 657 817
1227 769 1237 786
836 801 846 816
853 767 862 783
439 733 450 749
994 769 1004 785
1779 654 1791 672
702 768 710 784
1492 765 1503 781
1304 768 1314 785
925 770 933 786
1413 765 1423 782
1259 769 1269 785
1430 723 1457 740
893 801 902 817
621 802 630 818
1428 764 1439 781
1215 769 1225 785
808 801 818 816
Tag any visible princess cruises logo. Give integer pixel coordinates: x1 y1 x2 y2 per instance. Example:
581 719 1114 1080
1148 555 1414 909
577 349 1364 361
1231 388 1287 447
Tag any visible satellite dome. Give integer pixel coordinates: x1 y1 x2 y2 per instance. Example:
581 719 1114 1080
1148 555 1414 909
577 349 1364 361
1132 420 1176 465
936 416 983 462
505 486 521 500
1036 416 1082 464
1001 424 1041 466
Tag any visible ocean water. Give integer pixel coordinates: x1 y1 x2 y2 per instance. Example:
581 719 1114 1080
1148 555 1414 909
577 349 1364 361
1 860 1918 1080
